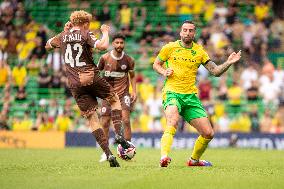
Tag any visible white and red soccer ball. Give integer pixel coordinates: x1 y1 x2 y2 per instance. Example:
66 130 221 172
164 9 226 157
117 141 136 160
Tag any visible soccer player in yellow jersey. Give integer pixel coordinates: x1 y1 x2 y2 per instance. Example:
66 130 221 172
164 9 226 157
153 20 241 167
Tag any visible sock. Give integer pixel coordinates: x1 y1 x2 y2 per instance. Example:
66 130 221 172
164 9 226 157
191 135 212 161
92 128 112 158
161 126 176 158
111 109 124 136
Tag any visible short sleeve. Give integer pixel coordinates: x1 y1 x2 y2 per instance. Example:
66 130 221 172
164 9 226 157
157 44 171 62
49 33 62 48
86 31 99 48
97 56 105 70
128 57 135 71
201 49 210 65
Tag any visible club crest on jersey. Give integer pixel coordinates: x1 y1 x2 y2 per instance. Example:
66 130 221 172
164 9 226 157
191 50 197 56
121 64 127 70
101 107 107 113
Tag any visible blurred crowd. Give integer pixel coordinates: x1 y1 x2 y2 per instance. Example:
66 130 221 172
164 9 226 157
0 0 284 134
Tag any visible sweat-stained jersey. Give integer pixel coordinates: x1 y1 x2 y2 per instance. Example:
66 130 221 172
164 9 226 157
49 28 100 88
157 40 210 94
97 50 135 97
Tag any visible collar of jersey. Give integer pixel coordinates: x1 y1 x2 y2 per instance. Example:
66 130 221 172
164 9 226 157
69 28 80 32
178 40 194 49
110 50 125 60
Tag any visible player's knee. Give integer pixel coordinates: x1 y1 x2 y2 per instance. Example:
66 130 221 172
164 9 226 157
202 129 214 139
106 93 119 104
166 114 179 126
101 117 111 128
122 118 130 127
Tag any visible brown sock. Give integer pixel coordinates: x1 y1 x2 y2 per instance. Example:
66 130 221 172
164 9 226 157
92 128 112 158
111 109 124 136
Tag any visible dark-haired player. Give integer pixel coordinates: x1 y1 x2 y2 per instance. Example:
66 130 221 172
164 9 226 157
97 33 136 162
153 20 241 167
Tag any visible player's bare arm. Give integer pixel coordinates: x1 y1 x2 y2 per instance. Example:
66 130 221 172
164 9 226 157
153 57 174 77
45 21 72 51
95 24 110 51
129 70 137 102
204 50 241 77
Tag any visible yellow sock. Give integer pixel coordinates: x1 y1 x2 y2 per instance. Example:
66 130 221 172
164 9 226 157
191 135 212 160
161 126 176 158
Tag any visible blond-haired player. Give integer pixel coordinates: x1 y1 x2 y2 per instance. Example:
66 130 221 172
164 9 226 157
45 10 131 167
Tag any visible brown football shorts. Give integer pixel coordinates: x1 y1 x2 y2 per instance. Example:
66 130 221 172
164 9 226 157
70 75 115 117
100 93 132 116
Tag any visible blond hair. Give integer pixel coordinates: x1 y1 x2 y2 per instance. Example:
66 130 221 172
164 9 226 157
70 10 92 26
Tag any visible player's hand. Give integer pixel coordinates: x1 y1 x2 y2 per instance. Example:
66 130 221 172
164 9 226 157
100 24 110 34
130 92 137 103
227 50 241 64
64 21 73 31
163 68 174 77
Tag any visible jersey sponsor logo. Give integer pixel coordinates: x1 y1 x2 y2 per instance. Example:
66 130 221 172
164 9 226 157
104 71 125 78
173 56 197 63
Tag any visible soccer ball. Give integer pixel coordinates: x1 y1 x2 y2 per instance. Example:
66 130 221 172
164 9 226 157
117 141 136 160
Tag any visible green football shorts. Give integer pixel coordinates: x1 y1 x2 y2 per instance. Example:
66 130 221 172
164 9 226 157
162 91 207 122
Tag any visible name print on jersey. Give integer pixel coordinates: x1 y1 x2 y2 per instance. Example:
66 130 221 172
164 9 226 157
63 33 82 43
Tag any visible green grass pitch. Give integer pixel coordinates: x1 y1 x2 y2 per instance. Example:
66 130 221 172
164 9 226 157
0 148 284 189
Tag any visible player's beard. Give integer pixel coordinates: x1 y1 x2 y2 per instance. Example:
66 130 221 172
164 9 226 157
115 47 123 53
182 36 193 45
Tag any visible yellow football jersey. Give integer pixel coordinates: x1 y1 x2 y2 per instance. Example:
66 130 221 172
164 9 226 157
157 40 210 94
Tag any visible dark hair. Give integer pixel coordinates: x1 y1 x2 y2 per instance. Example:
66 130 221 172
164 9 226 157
112 33 126 42
182 20 196 28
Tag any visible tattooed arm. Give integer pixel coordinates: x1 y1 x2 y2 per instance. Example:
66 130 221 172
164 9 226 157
204 51 241 77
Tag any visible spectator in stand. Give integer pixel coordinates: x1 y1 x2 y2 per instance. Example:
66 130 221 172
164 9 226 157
50 71 62 88
132 0 146 26
259 73 281 109
98 5 111 23
217 77 228 100
141 23 154 44
227 80 243 107
165 0 179 15
230 112 252 133
35 112 53 132
0 114 9 130
55 111 73 132
246 80 259 101
153 23 165 40
38 65 51 88
254 0 270 22
46 48 63 72
146 89 163 132
269 110 284 133
12 63 27 88
120 25 133 38
0 60 10 87
31 37 46 59
117 3 132 28
249 105 260 132
15 86 26 101
240 63 258 90
178 0 194 21
215 112 230 133
198 78 212 102
26 55 41 76
260 109 272 133
138 104 151 132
